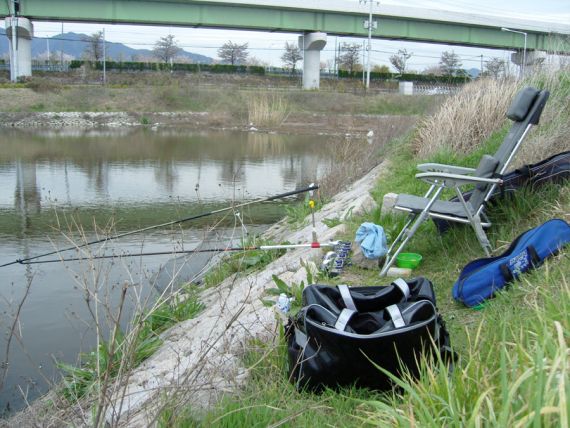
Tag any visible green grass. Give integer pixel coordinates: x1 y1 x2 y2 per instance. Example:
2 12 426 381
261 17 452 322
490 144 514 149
285 193 328 228
0 75 442 117
203 237 287 288
159 333 388 428
58 289 205 403
363 93 446 116
161 123 569 426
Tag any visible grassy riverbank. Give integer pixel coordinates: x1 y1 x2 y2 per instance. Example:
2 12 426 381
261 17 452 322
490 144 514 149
6 70 568 426
0 73 442 119
159 71 569 426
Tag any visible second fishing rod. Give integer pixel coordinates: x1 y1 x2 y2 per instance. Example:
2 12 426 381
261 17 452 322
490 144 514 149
1 184 319 268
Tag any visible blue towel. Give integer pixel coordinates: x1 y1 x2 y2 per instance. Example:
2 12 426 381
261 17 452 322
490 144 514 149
355 222 388 259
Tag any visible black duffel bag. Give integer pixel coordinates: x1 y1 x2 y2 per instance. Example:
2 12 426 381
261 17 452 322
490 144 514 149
286 277 453 391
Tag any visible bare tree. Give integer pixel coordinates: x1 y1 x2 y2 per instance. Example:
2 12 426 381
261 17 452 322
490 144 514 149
83 31 104 62
484 57 506 79
422 65 443 75
247 56 270 67
338 42 361 74
218 41 249 65
439 50 463 76
373 64 390 73
153 35 182 64
389 49 413 74
281 41 303 74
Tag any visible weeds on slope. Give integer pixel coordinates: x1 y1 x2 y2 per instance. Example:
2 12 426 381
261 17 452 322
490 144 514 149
162 73 569 426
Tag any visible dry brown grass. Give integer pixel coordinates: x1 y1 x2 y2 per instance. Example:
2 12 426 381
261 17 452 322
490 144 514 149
413 68 570 167
412 78 520 158
319 115 416 197
514 68 570 166
247 93 290 127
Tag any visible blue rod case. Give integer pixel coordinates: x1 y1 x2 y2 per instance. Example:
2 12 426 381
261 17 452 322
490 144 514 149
453 219 570 307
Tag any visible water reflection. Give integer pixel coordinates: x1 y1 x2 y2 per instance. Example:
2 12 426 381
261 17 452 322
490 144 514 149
0 128 335 413
0 128 333 236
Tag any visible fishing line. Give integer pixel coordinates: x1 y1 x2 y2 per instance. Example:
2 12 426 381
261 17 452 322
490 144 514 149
1 184 319 268
18 241 340 265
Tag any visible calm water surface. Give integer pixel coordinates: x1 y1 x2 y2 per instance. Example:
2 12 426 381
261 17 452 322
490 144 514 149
0 128 334 413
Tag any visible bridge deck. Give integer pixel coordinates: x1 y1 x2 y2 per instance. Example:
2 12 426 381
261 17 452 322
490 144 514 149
1 0 569 53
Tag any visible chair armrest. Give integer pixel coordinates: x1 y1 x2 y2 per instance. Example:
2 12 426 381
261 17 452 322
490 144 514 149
416 163 477 174
416 172 503 188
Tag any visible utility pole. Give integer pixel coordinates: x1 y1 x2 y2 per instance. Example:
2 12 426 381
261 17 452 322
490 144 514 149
501 27 527 79
362 40 366 84
10 0 18 82
102 28 106 84
359 0 378 90
60 22 64 71
333 36 337 78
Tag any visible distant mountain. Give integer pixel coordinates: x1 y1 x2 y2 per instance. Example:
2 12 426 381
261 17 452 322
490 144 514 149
0 29 213 64
467 67 480 78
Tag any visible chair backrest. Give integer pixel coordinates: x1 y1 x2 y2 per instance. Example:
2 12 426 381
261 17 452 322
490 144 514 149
468 87 550 212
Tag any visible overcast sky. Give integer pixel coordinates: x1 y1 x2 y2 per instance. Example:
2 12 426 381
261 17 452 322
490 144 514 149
2 0 569 71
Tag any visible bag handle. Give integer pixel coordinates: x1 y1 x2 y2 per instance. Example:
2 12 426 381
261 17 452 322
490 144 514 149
386 304 406 328
392 278 411 299
334 308 356 331
338 279 410 312
337 284 357 310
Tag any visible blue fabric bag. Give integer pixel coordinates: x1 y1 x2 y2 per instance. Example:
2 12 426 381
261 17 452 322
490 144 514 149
355 222 388 259
453 219 570 307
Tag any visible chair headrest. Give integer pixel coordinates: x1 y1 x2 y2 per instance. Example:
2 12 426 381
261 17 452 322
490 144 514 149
507 87 540 122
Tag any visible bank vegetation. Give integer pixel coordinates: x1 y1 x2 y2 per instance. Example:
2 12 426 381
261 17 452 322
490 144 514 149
4 68 569 426
160 69 570 427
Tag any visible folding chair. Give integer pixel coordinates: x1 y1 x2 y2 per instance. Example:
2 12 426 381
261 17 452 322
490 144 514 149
380 87 550 276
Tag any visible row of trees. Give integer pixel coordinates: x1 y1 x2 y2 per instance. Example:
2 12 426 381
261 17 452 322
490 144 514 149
339 42 510 78
81 32 304 72
81 31 510 78
82 32 253 66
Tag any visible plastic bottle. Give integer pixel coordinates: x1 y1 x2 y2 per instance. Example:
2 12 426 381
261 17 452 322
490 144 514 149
276 293 292 314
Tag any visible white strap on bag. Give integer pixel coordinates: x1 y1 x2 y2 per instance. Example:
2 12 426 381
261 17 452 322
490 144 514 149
334 308 356 331
392 278 410 299
386 304 406 328
337 284 357 311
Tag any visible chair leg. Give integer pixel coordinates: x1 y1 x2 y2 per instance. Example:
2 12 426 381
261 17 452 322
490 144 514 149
380 214 416 276
470 214 492 256
380 187 444 276
455 187 492 256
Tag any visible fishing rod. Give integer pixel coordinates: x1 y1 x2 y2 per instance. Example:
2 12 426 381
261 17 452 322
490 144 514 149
1 184 319 268
17 241 341 265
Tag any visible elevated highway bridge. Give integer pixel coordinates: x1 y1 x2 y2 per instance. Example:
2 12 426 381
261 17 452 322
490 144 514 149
2 0 569 86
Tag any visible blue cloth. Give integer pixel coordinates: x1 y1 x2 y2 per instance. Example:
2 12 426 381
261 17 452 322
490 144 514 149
355 222 388 259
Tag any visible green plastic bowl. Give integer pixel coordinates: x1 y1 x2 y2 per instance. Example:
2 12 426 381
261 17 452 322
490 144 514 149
396 252 423 269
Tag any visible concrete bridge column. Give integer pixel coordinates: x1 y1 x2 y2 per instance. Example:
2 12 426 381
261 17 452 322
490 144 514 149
510 50 546 77
299 32 326 90
4 16 34 81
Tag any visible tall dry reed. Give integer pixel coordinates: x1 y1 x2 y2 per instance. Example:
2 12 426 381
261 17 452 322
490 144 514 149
247 93 290 127
413 68 570 168
515 67 570 166
413 77 520 158
319 116 416 197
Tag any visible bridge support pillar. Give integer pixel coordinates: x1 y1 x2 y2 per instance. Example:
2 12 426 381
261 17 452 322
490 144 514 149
510 50 546 76
4 16 34 81
299 32 326 90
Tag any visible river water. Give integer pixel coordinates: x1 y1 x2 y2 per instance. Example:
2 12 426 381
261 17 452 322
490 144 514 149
0 127 334 413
